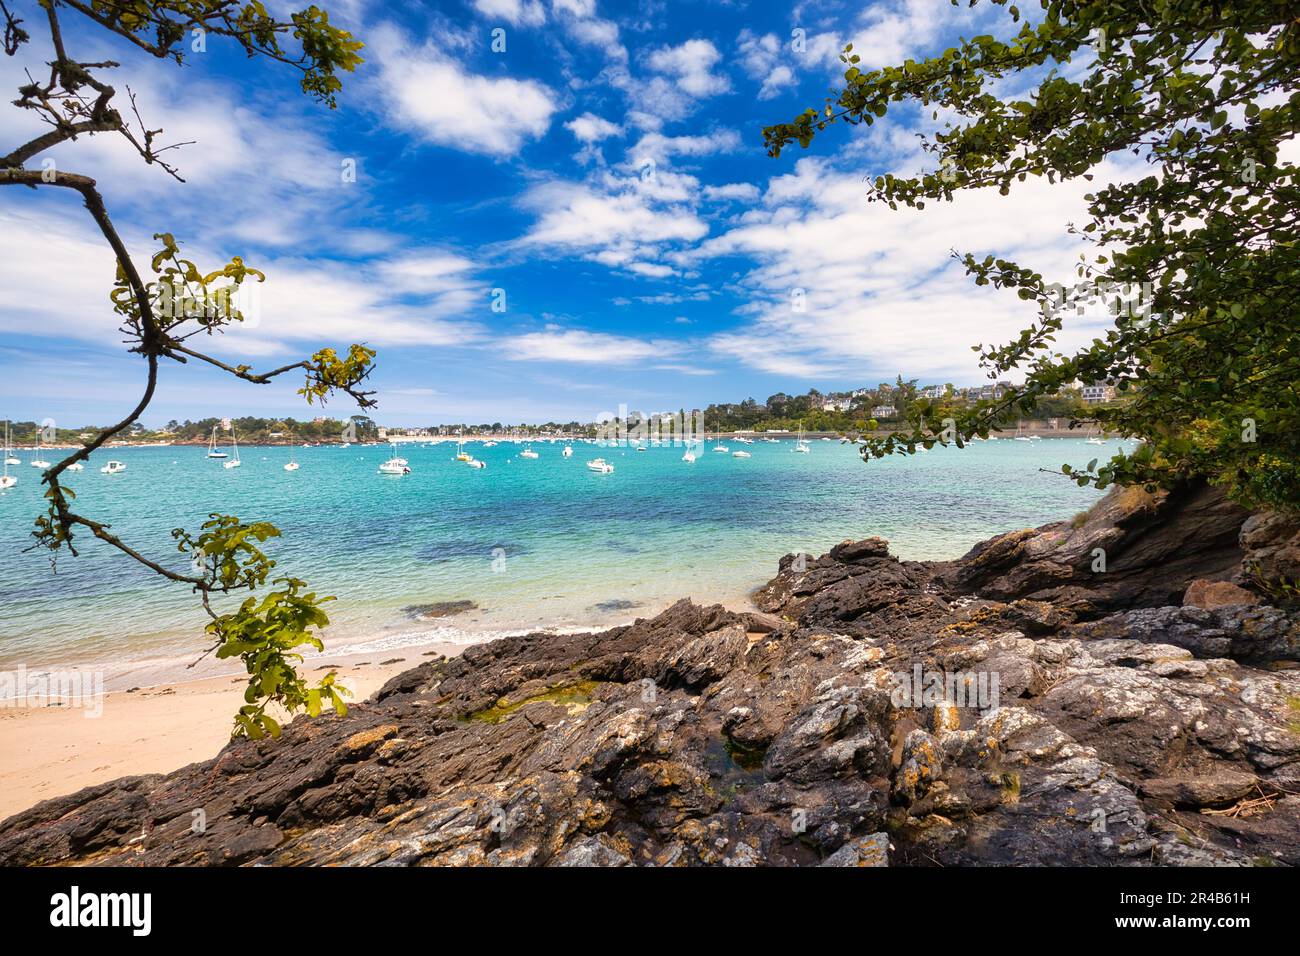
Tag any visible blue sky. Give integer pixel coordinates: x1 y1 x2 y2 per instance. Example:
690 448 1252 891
0 0 1115 427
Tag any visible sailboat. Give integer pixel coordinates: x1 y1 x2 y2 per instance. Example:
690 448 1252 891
223 427 242 469
378 443 411 475
793 425 810 454
0 422 15 489
2 421 17 467
455 440 472 462
562 444 573 458
30 429 50 468
207 425 228 459
682 440 697 463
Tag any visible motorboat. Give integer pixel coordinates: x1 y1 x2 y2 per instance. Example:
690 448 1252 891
284 461 300 471
586 458 614 474
100 460 126 475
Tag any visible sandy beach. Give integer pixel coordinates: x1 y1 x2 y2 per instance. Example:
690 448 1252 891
0 642 466 821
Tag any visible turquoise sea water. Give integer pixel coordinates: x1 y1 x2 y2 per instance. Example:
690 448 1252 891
0 436 1127 689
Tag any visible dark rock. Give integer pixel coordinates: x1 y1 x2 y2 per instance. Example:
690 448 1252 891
1184 579 1260 609
1139 772 1258 808
403 601 478 620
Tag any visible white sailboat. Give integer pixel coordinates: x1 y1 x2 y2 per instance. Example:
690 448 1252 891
682 440 697 463
562 445 573 458
0 422 14 489
794 425 810 454
207 425 228 459
223 427 242 468
455 440 471 462
30 430 50 468
378 443 411 475
2 421 17 467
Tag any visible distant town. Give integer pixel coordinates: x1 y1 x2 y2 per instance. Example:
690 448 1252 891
5 378 1119 446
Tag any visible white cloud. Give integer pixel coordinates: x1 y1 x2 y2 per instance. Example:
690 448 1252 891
0 204 488 358
646 39 730 98
689 154 1142 382
737 30 798 100
629 129 741 166
502 327 665 364
473 0 546 26
565 112 624 143
702 182 761 202
518 180 708 263
369 25 557 156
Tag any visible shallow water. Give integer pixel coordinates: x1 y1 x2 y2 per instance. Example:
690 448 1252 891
0 436 1127 687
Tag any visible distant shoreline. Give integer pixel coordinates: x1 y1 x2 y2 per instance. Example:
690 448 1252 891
11 425 1110 450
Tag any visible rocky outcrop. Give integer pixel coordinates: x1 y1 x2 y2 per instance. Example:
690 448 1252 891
937 482 1251 619
2 486 1298 867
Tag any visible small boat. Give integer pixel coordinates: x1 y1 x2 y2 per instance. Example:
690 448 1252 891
455 440 472 462
483 441 498 448
100 460 126 475
378 443 411 475
1086 437 1106 445
682 441 697 463
1014 436 1032 442
793 424 810 453
2 422 17 466
713 445 730 453
0 422 14 489
207 425 229 459
635 444 647 452
66 462 84 471
284 461 300 471
223 429 242 468
587 458 614 474
520 447 539 459
467 459 486 469
562 445 573 458
29 430 51 467
732 450 751 458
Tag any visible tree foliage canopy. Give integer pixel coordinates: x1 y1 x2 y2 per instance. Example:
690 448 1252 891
2 0 368 736
766 0 1299 511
